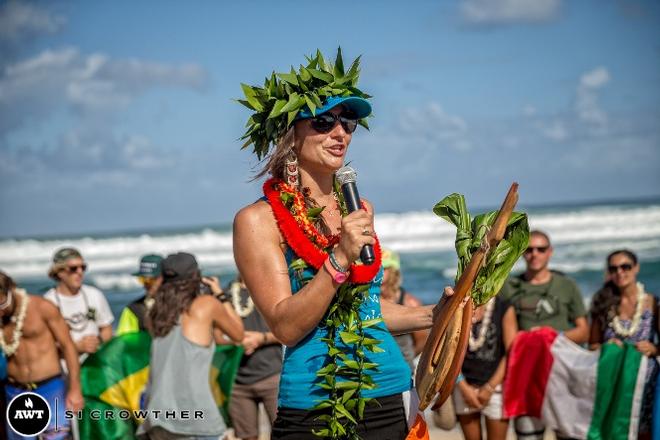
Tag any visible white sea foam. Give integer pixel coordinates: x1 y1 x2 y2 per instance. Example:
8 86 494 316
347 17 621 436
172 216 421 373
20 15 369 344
1 203 658 288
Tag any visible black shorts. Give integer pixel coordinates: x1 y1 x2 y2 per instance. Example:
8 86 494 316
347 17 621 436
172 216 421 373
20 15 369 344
272 393 408 440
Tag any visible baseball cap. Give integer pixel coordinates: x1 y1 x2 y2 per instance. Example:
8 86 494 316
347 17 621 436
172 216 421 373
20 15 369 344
161 252 199 283
48 247 84 280
52 247 83 264
296 95 372 120
132 254 163 277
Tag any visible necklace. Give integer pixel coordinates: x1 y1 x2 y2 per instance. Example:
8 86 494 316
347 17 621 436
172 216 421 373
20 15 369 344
264 178 382 283
230 281 255 318
610 282 645 338
469 297 495 351
0 289 30 356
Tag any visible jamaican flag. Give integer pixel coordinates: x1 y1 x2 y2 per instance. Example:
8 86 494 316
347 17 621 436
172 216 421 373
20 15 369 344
78 332 243 439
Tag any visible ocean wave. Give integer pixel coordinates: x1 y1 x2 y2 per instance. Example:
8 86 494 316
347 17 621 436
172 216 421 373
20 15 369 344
1 203 658 285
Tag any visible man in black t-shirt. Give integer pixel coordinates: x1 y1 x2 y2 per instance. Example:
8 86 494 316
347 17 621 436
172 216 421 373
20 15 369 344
227 275 282 440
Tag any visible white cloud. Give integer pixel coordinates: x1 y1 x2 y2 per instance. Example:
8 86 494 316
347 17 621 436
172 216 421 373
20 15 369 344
0 47 208 135
0 2 64 42
460 0 561 26
575 66 610 127
579 66 610 89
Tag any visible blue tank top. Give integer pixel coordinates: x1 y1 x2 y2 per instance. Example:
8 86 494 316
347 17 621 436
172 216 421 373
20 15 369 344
278 248 412 409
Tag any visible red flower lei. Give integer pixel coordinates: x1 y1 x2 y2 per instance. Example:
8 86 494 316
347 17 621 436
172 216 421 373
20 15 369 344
264 178 382 284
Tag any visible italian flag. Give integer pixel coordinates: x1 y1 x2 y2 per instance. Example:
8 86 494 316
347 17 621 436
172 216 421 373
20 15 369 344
503 327 649 440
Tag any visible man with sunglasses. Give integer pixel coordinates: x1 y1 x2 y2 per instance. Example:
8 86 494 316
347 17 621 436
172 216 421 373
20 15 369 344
116 254 163 335
44 247 114 361
499 230 588 440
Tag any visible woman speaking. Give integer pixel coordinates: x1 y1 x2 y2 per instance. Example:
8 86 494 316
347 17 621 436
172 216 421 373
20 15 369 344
233 49 452 439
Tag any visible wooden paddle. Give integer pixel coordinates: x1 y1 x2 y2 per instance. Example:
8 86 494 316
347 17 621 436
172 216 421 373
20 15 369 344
415 183 520 411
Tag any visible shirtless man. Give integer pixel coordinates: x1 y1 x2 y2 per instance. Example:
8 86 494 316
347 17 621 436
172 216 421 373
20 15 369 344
0 271 84 439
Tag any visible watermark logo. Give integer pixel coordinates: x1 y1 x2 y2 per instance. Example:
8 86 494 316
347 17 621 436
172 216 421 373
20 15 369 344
6 392 51 437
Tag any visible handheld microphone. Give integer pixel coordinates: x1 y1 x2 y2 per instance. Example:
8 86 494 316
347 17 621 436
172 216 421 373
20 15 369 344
335 166 375 265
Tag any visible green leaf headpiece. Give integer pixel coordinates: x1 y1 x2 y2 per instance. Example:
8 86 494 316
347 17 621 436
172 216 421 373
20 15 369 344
237 47 372 160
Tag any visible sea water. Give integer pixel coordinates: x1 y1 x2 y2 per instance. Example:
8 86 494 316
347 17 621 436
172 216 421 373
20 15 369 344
1 198 659 319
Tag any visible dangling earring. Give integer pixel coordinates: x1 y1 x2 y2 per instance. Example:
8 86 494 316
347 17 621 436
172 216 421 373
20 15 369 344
285 150 299 186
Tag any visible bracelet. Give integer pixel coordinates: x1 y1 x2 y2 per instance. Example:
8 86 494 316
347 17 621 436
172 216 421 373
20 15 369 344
215 291 229 303
455 373 465 385
328 250 349 273
484 382 495 392
262 332 268 345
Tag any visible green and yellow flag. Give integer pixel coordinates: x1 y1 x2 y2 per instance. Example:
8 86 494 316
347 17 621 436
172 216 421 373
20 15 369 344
78 332 243 439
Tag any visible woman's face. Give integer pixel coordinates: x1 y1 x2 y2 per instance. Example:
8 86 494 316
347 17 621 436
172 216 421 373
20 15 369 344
607 253 639 290
294 106 353 174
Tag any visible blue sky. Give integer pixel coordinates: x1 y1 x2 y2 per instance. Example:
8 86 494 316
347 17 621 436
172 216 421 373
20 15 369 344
1 0 659 237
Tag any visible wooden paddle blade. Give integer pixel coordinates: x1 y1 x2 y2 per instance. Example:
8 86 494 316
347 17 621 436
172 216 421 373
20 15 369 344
416 299 462 410
432 299 473 410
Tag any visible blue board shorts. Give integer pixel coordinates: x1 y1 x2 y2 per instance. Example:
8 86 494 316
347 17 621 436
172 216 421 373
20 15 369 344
4 375 71 440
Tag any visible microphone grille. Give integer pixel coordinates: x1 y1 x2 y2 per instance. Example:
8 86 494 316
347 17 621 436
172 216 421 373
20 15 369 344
335 166 357 185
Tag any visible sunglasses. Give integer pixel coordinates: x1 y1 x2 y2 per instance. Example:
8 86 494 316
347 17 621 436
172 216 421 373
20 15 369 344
309 112 359 134
65 264 87 274
607 263 633 274
525 246 549 254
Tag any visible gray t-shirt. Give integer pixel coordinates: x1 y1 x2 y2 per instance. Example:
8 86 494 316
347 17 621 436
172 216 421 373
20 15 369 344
137 325 226 437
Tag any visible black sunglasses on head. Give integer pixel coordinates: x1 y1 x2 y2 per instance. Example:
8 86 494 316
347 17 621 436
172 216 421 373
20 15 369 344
309 112 359 134
607 263 633 274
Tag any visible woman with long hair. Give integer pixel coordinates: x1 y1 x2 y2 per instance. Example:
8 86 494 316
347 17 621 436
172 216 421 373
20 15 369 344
233 49 455 439
589 249 658 440
137 252 244 440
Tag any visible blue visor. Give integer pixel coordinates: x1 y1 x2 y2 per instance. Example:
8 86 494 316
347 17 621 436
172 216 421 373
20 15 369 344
297 95 372 120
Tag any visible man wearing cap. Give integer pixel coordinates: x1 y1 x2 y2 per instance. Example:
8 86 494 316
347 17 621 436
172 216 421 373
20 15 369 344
44 247 114 360
116 254 163 335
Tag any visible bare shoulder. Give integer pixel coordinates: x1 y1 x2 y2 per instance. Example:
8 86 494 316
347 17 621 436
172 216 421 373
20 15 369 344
234 200 278 238
190 295 219 313
31 296 60 316
234 199 273 226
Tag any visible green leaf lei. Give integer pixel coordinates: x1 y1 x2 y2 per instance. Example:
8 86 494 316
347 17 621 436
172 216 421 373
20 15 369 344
237 48 371 160
433 193 530 306
284 183 383 440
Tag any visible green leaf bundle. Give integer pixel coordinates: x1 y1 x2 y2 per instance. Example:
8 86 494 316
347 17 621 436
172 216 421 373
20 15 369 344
433 193 530 306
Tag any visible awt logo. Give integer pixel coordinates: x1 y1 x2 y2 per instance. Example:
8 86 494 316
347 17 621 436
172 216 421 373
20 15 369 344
6 392 51 437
